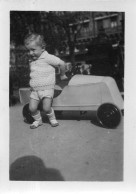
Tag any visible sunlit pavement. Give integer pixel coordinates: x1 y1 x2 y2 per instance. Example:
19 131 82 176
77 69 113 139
10 103 123 181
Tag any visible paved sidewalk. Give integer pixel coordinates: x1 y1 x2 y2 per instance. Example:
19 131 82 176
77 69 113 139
10 103 123 181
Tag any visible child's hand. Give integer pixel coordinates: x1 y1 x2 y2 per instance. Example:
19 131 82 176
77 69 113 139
60 74 68 80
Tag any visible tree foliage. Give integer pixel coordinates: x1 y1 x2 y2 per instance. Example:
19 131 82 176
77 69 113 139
10 11 91 64
10 11 42 45
46 11 91 64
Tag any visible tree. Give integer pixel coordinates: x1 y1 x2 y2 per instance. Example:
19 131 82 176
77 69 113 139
46 11 91 65
10 11 91 65
10 11 42 45
10 11 65 53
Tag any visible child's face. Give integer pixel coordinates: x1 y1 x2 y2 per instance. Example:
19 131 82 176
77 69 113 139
26 41 44 61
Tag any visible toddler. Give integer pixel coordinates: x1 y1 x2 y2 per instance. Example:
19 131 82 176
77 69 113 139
24 33 68 129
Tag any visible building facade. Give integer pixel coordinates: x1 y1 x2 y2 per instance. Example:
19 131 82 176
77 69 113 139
65 12 124 55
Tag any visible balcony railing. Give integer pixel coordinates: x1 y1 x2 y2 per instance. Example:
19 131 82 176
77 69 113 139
76 25 122 40
104 25 122 35
76 31 93 39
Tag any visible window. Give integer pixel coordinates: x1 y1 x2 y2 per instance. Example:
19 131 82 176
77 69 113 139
111 21 117 28
111 16 117 28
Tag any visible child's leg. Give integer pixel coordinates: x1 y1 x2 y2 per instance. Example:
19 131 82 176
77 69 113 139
29 98 42 129
42 97 59 127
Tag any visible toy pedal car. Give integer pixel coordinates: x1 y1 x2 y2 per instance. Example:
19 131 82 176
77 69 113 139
19 75 124 129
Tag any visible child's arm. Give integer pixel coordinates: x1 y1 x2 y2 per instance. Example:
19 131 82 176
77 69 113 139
43 52 68 80
59 60 68 80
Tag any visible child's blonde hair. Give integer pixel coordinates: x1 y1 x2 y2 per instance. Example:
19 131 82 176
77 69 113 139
24 33 46 49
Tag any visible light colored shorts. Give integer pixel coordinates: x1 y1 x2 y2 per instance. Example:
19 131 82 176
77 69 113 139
30 89 54 101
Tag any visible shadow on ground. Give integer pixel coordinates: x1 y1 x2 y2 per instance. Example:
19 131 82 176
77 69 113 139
42 110 102 124
10 155 64 181
43 110 97 121
44 110 104 128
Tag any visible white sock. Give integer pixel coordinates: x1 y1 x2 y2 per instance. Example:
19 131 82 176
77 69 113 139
47 108 56 120
32 111 42 121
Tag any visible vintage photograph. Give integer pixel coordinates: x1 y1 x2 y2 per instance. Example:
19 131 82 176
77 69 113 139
9 11 124 181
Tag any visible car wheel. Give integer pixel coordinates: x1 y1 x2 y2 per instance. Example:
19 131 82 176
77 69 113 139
97 103 122 129
22 103 34 124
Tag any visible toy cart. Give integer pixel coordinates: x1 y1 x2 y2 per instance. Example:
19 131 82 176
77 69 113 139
19 75 124 129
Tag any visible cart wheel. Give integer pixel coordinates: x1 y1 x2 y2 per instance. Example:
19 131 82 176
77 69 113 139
22 103 34 124
97 103 121 129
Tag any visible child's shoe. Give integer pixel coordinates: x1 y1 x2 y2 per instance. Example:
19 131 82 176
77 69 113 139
47 108 59 127
49 119 59 127
30 119 43 129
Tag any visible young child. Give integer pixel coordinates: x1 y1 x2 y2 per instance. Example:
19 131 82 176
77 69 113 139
24 33 68 129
